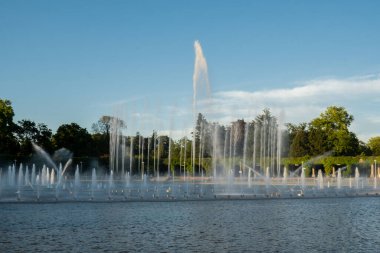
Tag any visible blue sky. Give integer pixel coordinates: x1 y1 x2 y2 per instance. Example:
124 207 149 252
1 0 380 141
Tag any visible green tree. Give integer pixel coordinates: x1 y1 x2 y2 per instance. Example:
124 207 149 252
0 99 19 154
358 140 372 156
308 124 328 155
368 136 380 155
231 119 246 157
91 115 113 136
308 106 358 156
16 119 53 155
53 123 93 157
91 116 114 157
194 113 212 158
287 123 310 157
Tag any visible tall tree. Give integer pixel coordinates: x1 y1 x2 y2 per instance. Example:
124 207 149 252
91 116 112 157
368 137 380 155
194 113 212 157
16 119 53 155
53 123 93 157
0 99 18 154
91 115 113 136
231 119 246 157
308 106 358 156
287 123 310 157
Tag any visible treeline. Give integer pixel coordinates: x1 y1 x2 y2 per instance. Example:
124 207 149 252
1 98 380 173
0 99 108 169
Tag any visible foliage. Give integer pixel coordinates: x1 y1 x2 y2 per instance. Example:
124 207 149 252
53 123 93 157
0 99 19 155
308 106 358 156
368 136 380 155
287 123 309 157
16 119 53 155
286 106 360 157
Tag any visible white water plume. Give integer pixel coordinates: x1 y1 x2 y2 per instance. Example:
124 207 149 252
192 40 211 176
193 40 211 108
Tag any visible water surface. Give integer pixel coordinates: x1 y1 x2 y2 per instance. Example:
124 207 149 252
1 197 379 252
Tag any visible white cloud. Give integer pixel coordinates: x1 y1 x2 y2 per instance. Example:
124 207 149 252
216 76 380 103
108 75 380 142
205 75 380 141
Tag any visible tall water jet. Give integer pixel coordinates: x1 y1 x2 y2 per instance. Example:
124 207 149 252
57 163 63 186
355 167 360 189
50 169 55 186
46 167 50 187
147 137 151 175
157 135 160 179
109 116 123 173
9 165 15 187
125 171 130 187
130 137 134 175
223 129 228 177
283 167 288 185
252 125 258 179
138 135 142 177
141 137 145 179
317 170 324 190
212 124 222 180
121 136 126 176
276 113 284 177
374 163 377 189
36 174 40 200
337 168 342 189
41 165 46 186
153 133 157 176
31 164 36 185
300 167 305 190
243 122 249 180
24 165 29 186
17 164 24 199
192 40 210 176
374 174 377 189
108 170 114 199
265 167 270 192
7 166 11 186
55 165 62 200
143 173 148 188
74 166 80 199
12 165 16 186
168 134 172 177
55 163 64 199
91 168 97 199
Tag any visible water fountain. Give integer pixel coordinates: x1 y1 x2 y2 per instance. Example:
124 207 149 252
91 168 97 200
317 170 324 190
0 157 378 202
337 168 342 189
355 167 360 189
74 166 80 199
0 41 379 203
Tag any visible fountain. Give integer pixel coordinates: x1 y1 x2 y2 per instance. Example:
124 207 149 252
337 168 342 189
0 41 379 203
91 168 97 200
108 170 114 199
301 167 305 190
317 170 324 190
74 166 80 199
0 157 378 202
355 167 360 189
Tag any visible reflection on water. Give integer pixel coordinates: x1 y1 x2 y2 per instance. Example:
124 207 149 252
1 197 380 252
